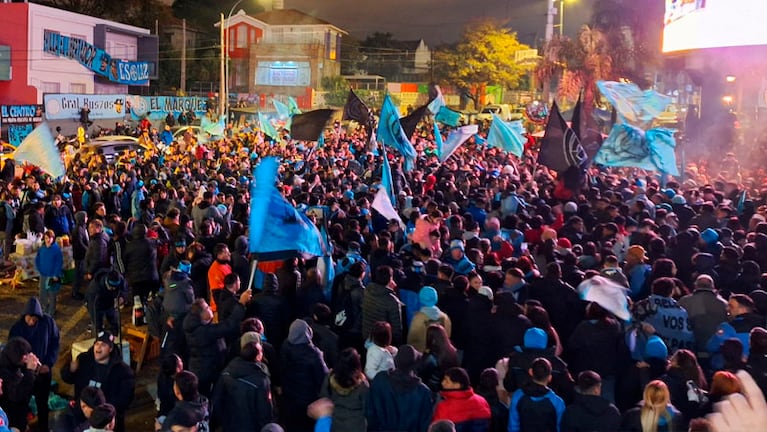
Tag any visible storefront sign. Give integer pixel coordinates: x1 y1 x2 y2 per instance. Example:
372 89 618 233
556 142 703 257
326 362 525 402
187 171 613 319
43 94 209 121
43 30 150 86
1 104 44 145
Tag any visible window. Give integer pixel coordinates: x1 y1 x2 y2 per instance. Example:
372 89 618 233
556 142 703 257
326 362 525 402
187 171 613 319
237 26 247 48
41 81 60 93
70 83 86 94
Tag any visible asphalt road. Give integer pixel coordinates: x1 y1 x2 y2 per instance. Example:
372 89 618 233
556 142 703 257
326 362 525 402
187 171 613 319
0 277 159 431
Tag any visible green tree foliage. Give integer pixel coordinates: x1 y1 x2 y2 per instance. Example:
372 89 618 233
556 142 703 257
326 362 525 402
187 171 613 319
172 0 264 37
432 20 531 110
33 0 171 29
340 35 366 76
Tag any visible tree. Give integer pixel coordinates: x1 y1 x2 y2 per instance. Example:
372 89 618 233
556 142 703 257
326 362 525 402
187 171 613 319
360 32 403 81
433 20 531 110
340 35 366 76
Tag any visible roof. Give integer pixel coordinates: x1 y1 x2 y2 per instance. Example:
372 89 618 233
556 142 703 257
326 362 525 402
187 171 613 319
394 40 424 51
252 9 333 26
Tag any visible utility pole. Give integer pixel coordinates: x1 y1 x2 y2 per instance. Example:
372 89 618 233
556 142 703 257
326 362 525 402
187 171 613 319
180 19 187 95
219 13 226 119
545 0 555 42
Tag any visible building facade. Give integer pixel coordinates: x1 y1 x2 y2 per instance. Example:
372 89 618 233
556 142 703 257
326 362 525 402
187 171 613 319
0 2 158 106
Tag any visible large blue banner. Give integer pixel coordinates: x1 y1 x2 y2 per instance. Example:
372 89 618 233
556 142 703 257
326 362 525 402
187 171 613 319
43 30 150 86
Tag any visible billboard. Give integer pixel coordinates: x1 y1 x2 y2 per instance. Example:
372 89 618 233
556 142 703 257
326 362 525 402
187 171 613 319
663 0 767 52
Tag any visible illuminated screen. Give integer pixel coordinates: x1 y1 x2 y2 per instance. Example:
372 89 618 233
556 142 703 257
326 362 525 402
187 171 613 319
663 0 767 52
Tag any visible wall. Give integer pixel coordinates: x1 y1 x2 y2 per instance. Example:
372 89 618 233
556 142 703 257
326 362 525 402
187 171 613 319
0 4 37 105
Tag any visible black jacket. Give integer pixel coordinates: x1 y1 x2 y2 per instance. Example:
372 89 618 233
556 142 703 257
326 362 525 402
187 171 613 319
183 302 244 385
561 393 621 432
0 341 36 429
438 287 469 349
461 295 495 383
122 224 159 284
211 357 273 431
60 346 135 416
161 396 209 432
84 231 110 275
529 276 585 344
248 290 293 351
568 318 623 377
280 321 329 410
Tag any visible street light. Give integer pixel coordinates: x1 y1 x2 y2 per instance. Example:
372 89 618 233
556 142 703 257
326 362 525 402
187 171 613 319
221 0 244 120
558 0 574 36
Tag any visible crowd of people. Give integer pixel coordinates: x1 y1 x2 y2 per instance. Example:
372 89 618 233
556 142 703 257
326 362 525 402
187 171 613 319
1 108 767 432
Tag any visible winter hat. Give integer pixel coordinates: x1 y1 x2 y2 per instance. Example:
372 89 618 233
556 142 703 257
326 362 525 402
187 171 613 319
260 424 285 432
541 228 558 242
523 327 548 350
701 228 719 244
450 239 465 252
671 195 686 205
394 344 421 372
240 331 261 350
106 271 122 287
556 238 572 249
262 273 278 293
662 188 676 199
477 286 494 302
110 184 121 193
287 319 312 345
418 286 439 308
411 261 424 273
95 331 115 350
564 202 578 214
177 260 192 275
645 335 668 360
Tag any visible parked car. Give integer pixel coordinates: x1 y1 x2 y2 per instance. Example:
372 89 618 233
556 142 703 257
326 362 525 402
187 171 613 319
77 135 147 163
476 104 517 122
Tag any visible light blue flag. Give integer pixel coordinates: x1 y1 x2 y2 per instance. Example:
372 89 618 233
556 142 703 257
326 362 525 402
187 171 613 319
433 122 444 158
288 96 302 115
273 99 290 119
594 124 679 176
14 122 65 178
439 124 479 163
486 114 525 157
597 81 672 129
737 190 747 215
249 157 325 260
435 106 461 127
428 85 446 115
380 144 396 206
317 131 325 148
474 133 487 146
201 116 226 136
377 94 417 172
258 112 279 141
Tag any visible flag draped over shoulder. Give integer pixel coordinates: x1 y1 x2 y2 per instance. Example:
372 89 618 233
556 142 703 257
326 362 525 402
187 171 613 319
400 105 428 138
14 123 65 178
377 94 417 172
288 96 302 115
538 101 587 173
289 109 335 141
258 112 280 141
434 106 461 127
594 123 679 176
249 157 326 260
439 124 478 163
597 81 672 128
486 114 525 157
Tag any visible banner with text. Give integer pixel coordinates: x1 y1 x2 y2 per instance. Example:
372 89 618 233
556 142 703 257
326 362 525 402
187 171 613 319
43 94 209 121
1 104 44 146
43 30 150 86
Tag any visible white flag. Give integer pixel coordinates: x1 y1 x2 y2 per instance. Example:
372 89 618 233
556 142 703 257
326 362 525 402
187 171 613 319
372 187 405 230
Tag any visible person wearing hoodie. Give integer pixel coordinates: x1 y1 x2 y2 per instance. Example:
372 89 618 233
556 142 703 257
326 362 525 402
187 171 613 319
561 371 621 432
442 239 476 276
183 292 250 397
366 344 433 432
159 237 187 278
407 286 452 353
61 331 135 432
432 367 491 432
72 210 89 300
508 357 566 432
35 229 64 316
462 286 496 386
334 261 366 352
211 334 274 431
191 191 223 236
319 348 370 432
231 235 250 291
0 337 39 431
280 319 329 432
122 223 160 302
160 371 209 432
248 273 293 351
679 275 728 359
9 297 60 432
362 265 404 346
162 261 195 360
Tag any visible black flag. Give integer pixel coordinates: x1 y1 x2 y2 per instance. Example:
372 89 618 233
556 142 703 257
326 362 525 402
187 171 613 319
571 92 603 160
289 109 335 141
399 105 428 138
538 101 587 173
342 89 370 126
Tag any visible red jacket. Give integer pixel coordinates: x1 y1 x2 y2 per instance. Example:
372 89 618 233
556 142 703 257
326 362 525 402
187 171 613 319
433 388 491 431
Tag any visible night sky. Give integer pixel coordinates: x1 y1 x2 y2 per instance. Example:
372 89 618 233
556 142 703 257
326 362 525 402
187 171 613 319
284 0 597 46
